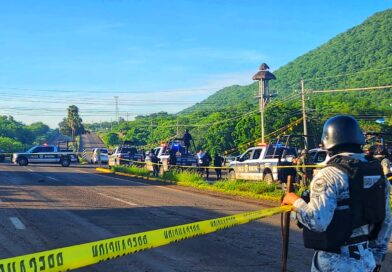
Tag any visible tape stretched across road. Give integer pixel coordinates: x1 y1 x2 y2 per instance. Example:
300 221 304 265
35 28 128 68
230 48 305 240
112 157 324 170
0 206 292 272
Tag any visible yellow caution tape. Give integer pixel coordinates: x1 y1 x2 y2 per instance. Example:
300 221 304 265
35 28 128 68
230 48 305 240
113 157 324 170
0 206 292 272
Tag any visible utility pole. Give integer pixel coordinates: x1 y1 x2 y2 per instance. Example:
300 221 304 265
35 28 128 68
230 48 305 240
260 80 265 143
252 63 276 143
150 121 153 143
176 120 179 136
301 80 308 147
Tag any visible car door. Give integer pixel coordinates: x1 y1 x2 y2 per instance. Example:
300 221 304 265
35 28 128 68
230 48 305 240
41 146 58 163
247 148 263 173
234 149 253 179
108 147 118 166
29 146 43 163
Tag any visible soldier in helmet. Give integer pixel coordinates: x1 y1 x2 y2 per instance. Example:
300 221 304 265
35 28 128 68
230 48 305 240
283 115 392 272
295 149 311 187
374 147 392 183
182 129 193 155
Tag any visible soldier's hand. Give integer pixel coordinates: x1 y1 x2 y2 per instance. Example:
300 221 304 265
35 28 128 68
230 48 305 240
282 193 300 206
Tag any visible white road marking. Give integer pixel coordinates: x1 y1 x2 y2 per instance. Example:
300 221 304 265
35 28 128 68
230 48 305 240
46 176 60 181
97 193 137 206
76 170 183 192
25 168 34 172
10 217 26 230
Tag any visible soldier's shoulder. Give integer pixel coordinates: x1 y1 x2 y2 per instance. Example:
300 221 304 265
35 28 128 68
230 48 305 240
312 166 348 192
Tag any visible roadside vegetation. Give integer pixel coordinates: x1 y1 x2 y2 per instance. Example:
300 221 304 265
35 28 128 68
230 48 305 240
111 165 282 202
87 10 392 155
0 116 57 152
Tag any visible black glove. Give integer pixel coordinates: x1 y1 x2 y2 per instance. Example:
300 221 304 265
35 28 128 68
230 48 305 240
373 265 381 272
296 190 310 229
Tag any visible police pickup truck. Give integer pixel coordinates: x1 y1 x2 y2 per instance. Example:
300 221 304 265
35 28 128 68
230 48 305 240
147 139 198 171
12 145 76 167
228 144 298 184
108 141 145 167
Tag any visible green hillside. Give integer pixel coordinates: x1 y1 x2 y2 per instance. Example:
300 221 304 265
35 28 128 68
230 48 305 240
98 9 392 154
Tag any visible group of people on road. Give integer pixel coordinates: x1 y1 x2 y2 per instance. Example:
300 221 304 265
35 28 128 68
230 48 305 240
195 149 225 180
184 129 226 180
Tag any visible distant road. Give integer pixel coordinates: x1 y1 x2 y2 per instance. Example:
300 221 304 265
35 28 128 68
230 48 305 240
0 163 390 271
79 133 106 161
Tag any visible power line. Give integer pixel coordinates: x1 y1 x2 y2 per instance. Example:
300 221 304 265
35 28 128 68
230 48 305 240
0 86 220 95
303 65 392 81
308 84 392 93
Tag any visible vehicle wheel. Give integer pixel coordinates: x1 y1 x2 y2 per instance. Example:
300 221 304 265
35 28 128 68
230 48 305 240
263 172 275 184
18 157 28 166
228 170 236 180
60 157 71 167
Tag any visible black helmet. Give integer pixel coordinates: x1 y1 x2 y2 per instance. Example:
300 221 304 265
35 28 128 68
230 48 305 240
321 115 365 150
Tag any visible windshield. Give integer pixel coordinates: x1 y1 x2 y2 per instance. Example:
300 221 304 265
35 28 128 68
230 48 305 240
121 147 138 154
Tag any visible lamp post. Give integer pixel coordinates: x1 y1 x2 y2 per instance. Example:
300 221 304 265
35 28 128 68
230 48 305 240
252 63 276 143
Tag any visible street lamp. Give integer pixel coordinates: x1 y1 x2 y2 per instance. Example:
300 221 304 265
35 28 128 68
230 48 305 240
252 63 276 143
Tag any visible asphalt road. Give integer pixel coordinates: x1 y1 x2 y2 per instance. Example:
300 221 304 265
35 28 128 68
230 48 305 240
0 163 391 271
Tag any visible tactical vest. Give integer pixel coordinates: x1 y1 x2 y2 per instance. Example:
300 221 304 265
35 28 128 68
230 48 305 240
303 155 386 252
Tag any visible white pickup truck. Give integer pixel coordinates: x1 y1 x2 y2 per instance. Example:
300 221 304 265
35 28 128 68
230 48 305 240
228 144 298 184
12 145 76 167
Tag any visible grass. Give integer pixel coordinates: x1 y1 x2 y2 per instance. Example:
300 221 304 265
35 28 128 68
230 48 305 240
113 165 151 177
78 156 89 165
112 166 283 202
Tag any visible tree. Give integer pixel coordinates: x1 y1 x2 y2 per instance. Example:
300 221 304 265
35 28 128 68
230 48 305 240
0 136 24 152
102 132 120 146
58 105 85 140
28 122 50 136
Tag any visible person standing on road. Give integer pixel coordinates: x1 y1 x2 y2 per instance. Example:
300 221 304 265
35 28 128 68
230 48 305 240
374 148 392 183
294 149 310 187
149 149 159 176
282 115 392 272
202 151 212 179
213 153 225 180
169 149 177 169
182 129 193 155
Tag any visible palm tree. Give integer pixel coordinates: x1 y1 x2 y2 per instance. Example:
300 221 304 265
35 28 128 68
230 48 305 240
66 105 84 142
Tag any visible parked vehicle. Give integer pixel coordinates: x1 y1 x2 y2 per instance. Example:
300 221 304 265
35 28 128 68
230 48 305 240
228 143 298 184
308 148 330 166
12 144 76 167
108 141 145 167
91 148 109 164
147 139 198 171
0 149 5 162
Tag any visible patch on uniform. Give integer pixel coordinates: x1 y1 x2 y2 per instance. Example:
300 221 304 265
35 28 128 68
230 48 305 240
312 180 327 193
363 175 381 188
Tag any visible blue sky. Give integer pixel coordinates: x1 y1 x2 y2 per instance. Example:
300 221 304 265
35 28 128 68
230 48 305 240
0 0 391 127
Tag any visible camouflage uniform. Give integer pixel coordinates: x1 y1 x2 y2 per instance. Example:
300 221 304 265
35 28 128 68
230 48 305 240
293 153 392 272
